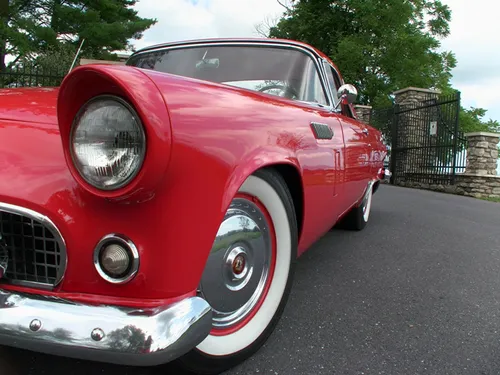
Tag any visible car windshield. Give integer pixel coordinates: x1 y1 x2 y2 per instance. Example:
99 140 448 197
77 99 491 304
126 45 329 106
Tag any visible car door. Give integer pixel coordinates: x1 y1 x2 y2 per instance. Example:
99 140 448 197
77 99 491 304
295 57 348 232
322 62 371 207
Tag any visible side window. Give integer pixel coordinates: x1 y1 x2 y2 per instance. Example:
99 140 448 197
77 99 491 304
323 62 356 119
300 58 329 106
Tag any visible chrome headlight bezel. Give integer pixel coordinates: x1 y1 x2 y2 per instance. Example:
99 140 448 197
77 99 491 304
69 95 147 191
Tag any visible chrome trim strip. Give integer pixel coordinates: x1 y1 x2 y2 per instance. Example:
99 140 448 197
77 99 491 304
132 37 326 59
93 233 140 284
127 40 335 110
319 59 341 113
0 202 67 289
0 290 213 366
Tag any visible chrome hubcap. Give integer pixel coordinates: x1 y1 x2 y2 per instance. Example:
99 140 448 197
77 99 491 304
199 197 273 330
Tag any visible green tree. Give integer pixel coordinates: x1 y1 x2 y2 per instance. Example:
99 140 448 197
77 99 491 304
459 107 500 134
265 0 456 108
0 0 156 72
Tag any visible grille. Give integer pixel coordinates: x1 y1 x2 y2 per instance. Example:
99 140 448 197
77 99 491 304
0 205 66 288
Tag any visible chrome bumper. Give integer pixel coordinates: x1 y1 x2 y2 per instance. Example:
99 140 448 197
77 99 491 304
0 289 212 366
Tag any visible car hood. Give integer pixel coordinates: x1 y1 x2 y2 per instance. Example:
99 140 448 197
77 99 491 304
0 87 59 125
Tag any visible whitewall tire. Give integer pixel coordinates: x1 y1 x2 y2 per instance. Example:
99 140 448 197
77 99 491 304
177 168 298 374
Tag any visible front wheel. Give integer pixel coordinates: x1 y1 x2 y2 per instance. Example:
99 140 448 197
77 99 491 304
177 169 298 375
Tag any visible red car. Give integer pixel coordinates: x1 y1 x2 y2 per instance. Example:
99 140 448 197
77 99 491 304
0 38 386 374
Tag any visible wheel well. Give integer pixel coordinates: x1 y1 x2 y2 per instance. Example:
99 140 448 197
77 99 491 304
265 164 304 241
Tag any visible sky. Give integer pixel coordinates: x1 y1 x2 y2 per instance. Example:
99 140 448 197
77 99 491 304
128 0 500 124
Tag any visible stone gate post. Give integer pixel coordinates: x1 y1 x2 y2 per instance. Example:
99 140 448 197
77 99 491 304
464 132 500 175
354 105 372 124
392 87 441 181
455 132 500 198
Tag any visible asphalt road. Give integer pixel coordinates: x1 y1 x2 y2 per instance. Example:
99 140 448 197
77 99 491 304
2 185 500 375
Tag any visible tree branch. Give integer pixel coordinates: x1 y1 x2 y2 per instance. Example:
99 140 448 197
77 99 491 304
254 15 279 37
277 0 290 11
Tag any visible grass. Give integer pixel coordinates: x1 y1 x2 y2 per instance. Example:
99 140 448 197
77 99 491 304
480 196 500 203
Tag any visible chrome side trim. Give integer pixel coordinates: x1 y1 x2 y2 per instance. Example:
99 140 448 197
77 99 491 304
127 40 335 110
0 202 67 289
93 233 140 285
0 290 213 366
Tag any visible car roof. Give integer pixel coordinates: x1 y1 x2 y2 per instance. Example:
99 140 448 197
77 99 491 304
131 37 341 77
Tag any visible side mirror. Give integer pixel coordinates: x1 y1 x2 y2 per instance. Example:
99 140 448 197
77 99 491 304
335 84 358 109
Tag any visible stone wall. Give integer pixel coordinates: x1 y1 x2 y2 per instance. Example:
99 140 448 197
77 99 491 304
456 174 500 199
396 174 500 199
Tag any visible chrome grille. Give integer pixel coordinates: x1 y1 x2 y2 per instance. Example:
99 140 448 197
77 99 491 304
0 203 66 288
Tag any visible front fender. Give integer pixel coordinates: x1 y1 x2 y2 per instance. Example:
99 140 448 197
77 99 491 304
222 146 302 217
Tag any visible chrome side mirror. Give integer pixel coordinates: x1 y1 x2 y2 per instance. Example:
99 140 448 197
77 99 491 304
335 84 358 109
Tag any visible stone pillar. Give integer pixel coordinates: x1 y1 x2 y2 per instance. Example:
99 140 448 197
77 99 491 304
393 87 441 105
464 132 500 176
392 87 441 179
354 105 372 124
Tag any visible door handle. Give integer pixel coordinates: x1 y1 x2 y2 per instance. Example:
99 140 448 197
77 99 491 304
362 128 369 135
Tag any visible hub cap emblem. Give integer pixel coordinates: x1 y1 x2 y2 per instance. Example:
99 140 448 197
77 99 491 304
233 255 246 275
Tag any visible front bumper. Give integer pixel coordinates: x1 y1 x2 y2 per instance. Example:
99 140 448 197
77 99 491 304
0 289 212 366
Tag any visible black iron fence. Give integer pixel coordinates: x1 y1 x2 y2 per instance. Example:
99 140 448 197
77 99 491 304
0 65 67 88
369 92 466 186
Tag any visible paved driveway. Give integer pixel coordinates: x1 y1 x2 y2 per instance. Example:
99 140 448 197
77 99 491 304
1 185 500 375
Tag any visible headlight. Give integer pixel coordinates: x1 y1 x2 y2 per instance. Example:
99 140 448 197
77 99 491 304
71 96 146 190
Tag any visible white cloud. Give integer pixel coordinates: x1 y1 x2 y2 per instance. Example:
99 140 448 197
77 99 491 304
440 0 500 122
130 0 283 49
130 0 498 123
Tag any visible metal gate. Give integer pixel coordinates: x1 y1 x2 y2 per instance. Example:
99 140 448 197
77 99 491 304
370 92 466 186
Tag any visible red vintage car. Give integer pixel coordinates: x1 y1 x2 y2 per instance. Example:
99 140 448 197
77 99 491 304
0 38 386 374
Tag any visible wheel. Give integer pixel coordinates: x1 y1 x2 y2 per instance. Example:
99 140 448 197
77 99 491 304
177 169 298 374
339 183 373 231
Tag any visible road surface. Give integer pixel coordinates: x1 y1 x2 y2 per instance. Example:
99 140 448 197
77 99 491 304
2 185 500 374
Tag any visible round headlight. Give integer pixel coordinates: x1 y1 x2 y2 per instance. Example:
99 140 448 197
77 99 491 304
71 96 146 190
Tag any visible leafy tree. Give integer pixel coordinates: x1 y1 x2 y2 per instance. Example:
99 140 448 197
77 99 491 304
264 0 456 109
0 0 156 72
459 107 500 134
